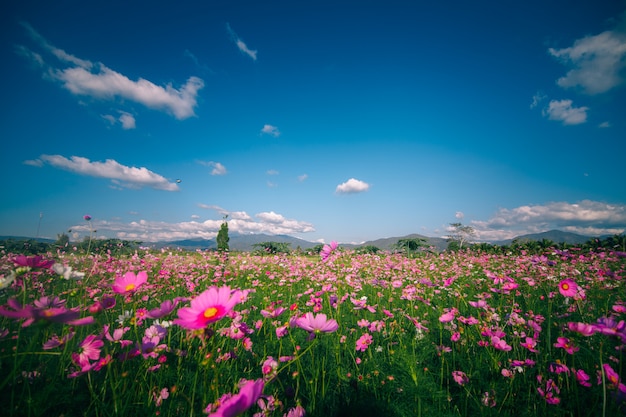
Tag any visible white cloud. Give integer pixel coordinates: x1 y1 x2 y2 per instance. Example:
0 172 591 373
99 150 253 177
530 92 547 109
298 174 308 182
18 22 204 120
30 154 179 191
266 169 279 175
261 124 280 137
197 160 227 175
542 99 588 125
118 112 136 129
69 209 314 242
227 23 257 61
549 30 626 94
470 200 626 241
455 211 464 219
336 178 370 194
599 121 611 128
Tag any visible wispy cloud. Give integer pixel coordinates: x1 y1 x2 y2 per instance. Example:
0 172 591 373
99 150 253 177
102 111 136 129
266 169 279 175
226 23 257 61
197 160 227 176
530 91 547 109
17 22 204 120
549 29 626 94
298 174 308 182
260 124 280 137
470 200 626 241
76 208 315 242
26 154 179 191
542 99 588 125
335 178 370 194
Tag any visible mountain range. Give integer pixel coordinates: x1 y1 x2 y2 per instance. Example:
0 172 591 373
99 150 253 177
0 230 617 252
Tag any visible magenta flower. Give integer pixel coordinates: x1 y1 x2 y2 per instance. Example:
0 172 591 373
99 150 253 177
558 279 577 297
553 337 579 354
567 321 597 336
206 378 264 417
11 255 55 269
84 215 92 221
174 286 242 330
320 241 338 262
74 334 104 369
147 299 181 319
356 333 373 352
452 370 469 386
295 312 339 333
574 369 592 387
112 271 148 294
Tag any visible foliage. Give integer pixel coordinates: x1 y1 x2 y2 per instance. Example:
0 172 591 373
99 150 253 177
216 217 230 252
393 238 427 257
447 222 476 250
252 241 291 255
0 244 625 416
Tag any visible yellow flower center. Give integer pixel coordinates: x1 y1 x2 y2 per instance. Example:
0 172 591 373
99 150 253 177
561 283 569 290
125 284 136 292
203 307 219 319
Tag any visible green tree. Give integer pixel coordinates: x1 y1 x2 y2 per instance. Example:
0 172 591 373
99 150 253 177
55 232 70 248
252 241 291 255
216 216 230 252
447 222 476 250
394 238 426 257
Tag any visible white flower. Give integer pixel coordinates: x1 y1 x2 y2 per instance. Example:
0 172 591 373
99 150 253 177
51 263 85 280
117 310 132 325
0 270 16 290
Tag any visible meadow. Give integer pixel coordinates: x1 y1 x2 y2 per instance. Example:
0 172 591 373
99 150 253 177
1 242 625 416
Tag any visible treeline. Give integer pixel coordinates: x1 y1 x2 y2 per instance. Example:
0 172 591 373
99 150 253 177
1 234 624 257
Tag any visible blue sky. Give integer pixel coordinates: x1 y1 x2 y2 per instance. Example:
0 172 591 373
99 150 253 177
1 0 625 244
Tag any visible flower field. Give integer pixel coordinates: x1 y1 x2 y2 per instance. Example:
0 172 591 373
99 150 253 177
1 244 625 416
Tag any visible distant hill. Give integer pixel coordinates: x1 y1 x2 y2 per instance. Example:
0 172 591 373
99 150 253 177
152 233 319 252
492 230 600 246
1 229 618 253
343 233 450 252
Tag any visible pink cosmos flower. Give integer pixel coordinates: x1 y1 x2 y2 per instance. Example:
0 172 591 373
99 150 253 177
574 369 592 387
567 321 597 336
206 378 264 417
174 286 242 330
12 255 55 269
112 271 148 294
320 241 338 262
491 336 512 351
439 308 457 323
520 336 539 353
74 334 104 370
452 370 469 386
553 337 579 354
295 312 339 334
356 333 373 352
558 279 577 297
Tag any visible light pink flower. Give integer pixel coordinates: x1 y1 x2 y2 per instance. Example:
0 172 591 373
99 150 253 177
452 370 469 385
320 241 338 262
174 286 242 330
112 271 148 294
295 312 338 333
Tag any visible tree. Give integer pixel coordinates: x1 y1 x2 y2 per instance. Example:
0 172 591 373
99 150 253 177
55 232 70 248
447 222 476 250
394 238 426 257
216 216 230 252
252 242 291 255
